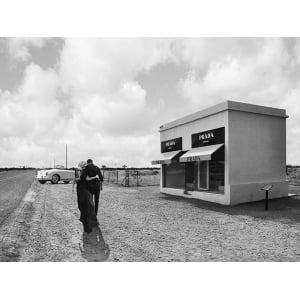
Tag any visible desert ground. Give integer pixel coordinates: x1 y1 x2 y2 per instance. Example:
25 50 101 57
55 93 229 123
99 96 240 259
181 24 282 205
1 170 300 261
0 170 36 226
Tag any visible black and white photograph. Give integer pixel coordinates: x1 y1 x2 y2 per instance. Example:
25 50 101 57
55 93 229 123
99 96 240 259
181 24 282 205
1 35 299 262
1 0 300 299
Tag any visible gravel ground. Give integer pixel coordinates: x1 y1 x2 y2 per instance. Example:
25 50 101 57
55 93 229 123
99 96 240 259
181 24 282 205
1 180 300 261
0 170 36 225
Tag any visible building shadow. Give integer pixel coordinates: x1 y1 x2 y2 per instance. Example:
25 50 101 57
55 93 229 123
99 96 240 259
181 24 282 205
159 190 300 225
79 225 110 262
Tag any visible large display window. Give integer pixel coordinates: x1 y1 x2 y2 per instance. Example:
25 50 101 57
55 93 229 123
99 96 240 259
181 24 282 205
198 161 209 190
192 160 224 192
160 127 225 193
163 159 224 193
209 161 224 192
185 162 195 190
163 162 185 188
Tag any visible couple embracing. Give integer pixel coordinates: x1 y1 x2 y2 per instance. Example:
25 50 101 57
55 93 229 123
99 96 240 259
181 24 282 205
73 159 103 233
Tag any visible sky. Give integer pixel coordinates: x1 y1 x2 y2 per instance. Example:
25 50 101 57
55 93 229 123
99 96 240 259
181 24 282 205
0 37 299 168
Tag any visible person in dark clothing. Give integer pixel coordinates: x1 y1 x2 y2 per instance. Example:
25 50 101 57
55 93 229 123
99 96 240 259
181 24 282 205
81 159 103 216
73 161 99 233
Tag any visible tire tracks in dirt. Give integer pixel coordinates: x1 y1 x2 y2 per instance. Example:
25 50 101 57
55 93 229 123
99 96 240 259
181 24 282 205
1 179 111 262
19 182 81 261
0 181 37 261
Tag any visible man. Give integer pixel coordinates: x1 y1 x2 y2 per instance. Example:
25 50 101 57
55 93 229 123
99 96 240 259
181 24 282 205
82 159 103 216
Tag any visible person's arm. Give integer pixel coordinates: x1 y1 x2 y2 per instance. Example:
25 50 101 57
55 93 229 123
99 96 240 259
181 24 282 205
72 174 75 192
98 167 103 182
86 174 99 181
72 170 77 192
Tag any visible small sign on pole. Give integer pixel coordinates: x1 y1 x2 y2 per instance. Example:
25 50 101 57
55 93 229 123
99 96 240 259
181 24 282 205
261 185 273 210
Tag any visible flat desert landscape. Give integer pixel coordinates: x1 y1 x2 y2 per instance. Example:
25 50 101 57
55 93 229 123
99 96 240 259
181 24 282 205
1 169 300 261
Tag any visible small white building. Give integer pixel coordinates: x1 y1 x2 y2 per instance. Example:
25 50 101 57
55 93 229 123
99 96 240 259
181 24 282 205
152 101 288 205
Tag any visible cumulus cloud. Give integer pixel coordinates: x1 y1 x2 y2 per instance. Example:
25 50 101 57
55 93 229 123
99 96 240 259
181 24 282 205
0 63 62 138
0 38 175 167
59 38 174 93
178 38 294 109
6 37 49 62
0 62 67 167
176 38 300 164
0 37 300 167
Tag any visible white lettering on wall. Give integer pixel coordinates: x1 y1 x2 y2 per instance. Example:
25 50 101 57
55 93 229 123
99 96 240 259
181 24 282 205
165 141 176 147
186 156 201 162
198 132 214 141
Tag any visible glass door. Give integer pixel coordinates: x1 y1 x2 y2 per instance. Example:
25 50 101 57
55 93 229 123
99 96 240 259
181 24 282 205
197 161 209 190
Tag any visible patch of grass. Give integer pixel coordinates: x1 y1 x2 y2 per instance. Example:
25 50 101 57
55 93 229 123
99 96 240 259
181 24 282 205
103 169 160 186
0 170 36 225
287 167 300 185
0 243 20 261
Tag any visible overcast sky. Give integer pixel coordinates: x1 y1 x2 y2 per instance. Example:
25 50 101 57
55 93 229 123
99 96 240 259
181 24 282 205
0 37 299 168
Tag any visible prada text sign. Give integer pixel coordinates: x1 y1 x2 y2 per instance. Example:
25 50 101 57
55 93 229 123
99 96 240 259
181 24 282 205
192 127 225 148
161 137 182 153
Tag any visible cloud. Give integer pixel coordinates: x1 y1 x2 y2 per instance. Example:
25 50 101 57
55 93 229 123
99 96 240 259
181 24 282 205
0 63 62 139
6 37 49 62
281 82 300 164
175 38 300 164
0 62 67 167
59 38 174 94
1 37 300 167
0 38 174 167
56 38 176 139
178 38 295 109
77 81 149 135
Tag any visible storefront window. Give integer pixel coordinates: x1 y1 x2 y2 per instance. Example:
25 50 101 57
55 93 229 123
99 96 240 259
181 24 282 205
164 162 185 188
188 160 224 193
209 161 225 192
193 146 225 193
198 161 209 190
185 162 195 190
162 146 225 193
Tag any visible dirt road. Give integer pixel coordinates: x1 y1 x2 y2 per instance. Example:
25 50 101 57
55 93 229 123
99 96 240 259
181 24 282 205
0 180 109 261
1 180 300 261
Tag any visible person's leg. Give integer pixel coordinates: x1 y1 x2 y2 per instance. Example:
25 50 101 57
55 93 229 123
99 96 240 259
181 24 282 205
76 185 81 210
94 189 100 215
84 189 95 233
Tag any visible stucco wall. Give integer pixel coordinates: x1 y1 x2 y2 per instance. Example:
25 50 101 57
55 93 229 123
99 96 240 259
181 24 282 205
160 111 228 151
229 181 288 205
228 110 287 184
158 103 288 205
160 111 230 204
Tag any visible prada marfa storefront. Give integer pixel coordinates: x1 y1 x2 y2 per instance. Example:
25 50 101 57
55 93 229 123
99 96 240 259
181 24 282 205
152 101 289 205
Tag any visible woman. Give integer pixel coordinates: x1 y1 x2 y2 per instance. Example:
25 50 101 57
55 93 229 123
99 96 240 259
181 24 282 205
73 161 99 233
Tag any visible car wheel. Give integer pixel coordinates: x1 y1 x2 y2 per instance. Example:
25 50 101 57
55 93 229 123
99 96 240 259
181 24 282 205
51 174 60 184
39 180 46 184
64 181 70 184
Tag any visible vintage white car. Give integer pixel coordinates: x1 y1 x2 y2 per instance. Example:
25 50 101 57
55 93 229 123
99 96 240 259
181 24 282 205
36 168 75 184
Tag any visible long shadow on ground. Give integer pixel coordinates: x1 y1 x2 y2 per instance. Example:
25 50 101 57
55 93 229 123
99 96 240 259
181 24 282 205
159 189 300 225
79 225 110 262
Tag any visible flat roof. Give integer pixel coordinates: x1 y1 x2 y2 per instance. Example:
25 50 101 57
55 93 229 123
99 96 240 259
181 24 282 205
160 100 288 132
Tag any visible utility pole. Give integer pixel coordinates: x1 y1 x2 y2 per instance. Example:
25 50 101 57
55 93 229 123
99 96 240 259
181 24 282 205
66 144 68 169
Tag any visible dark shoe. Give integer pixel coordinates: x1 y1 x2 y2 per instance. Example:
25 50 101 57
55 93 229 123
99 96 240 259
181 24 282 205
84 225 92 233
92 219 99 227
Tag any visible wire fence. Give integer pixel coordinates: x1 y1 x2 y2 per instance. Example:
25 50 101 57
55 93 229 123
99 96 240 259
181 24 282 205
102 169 160 187
287 166 300 186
